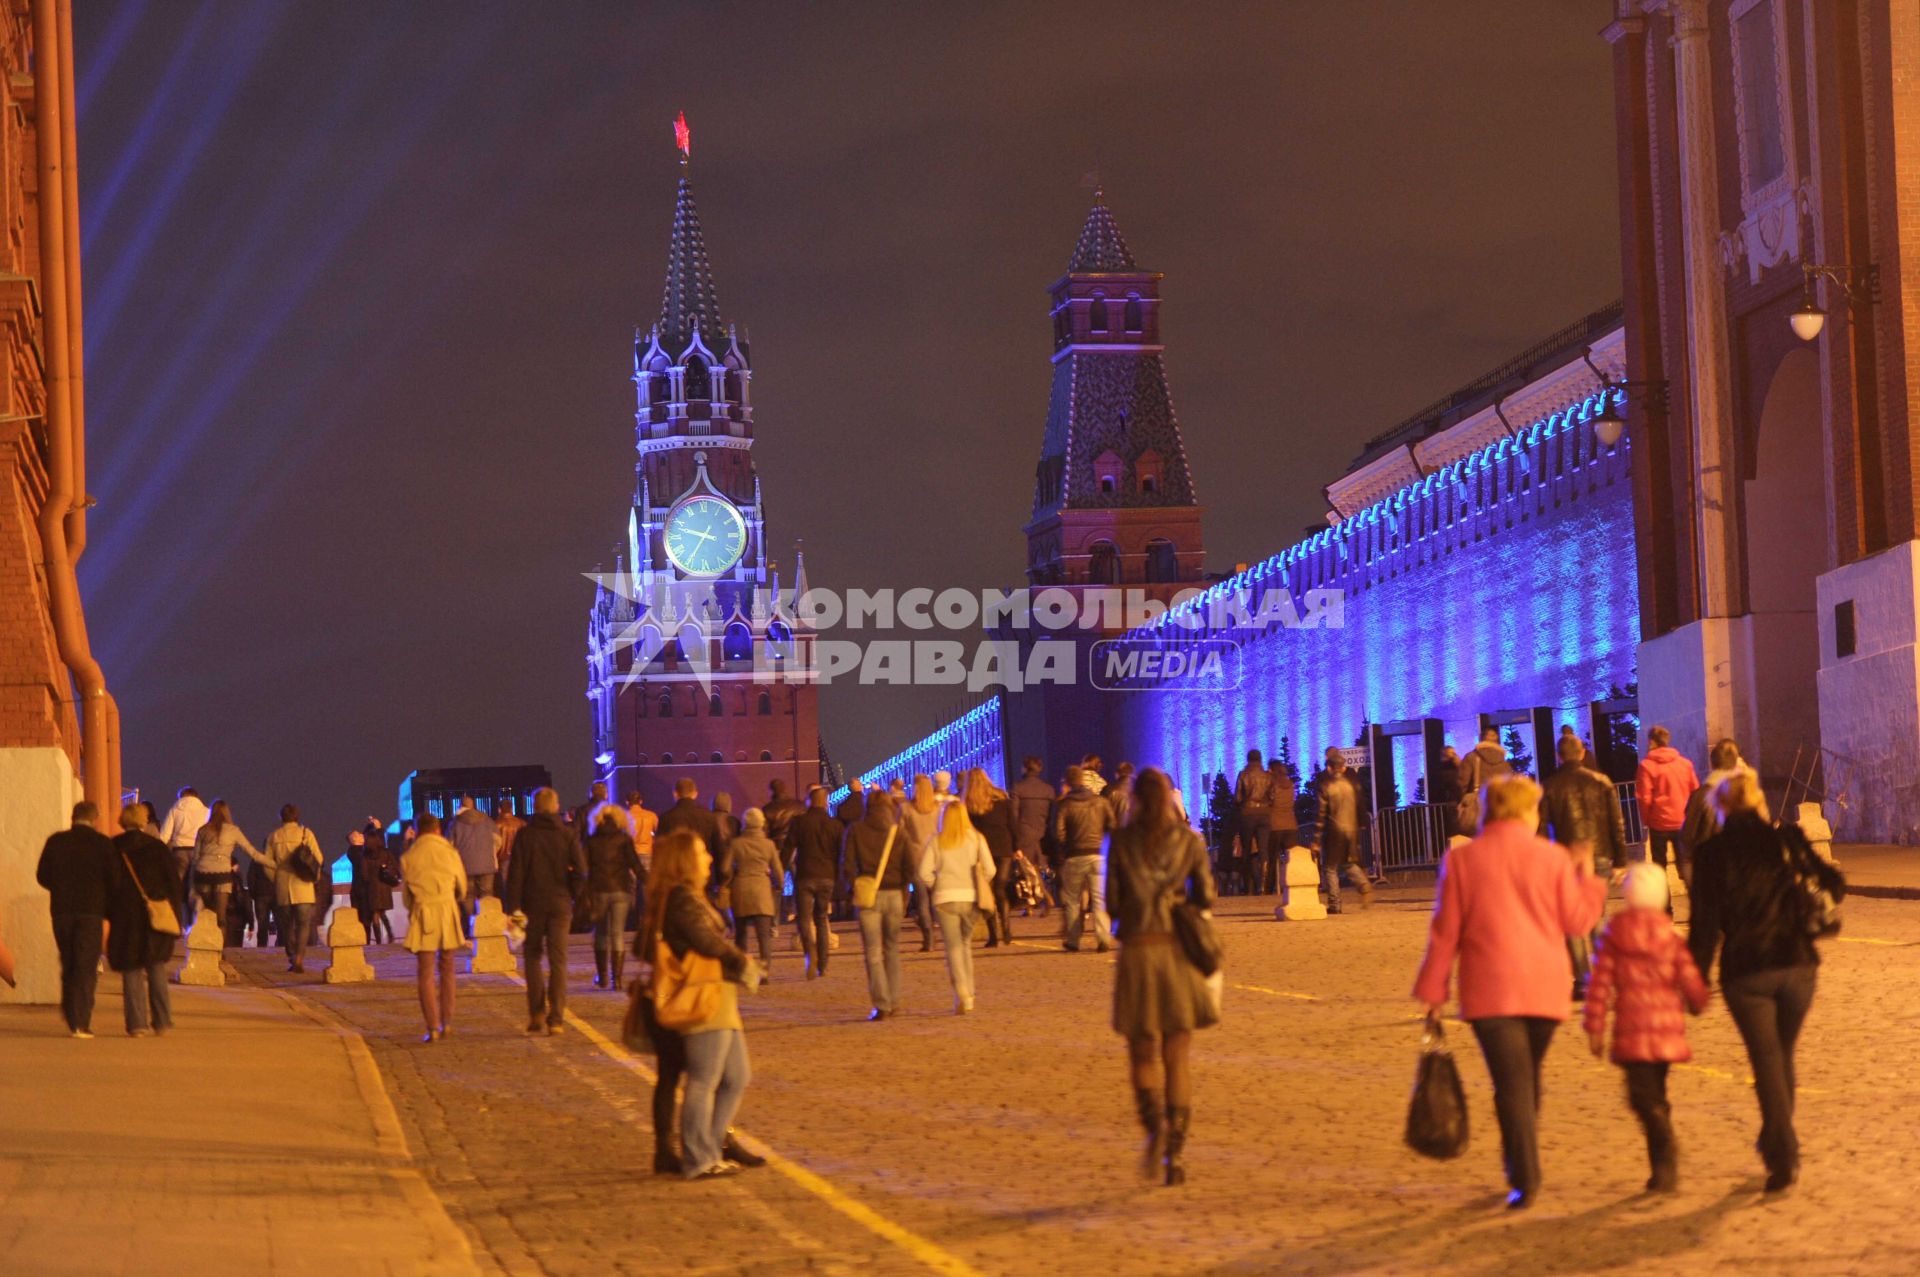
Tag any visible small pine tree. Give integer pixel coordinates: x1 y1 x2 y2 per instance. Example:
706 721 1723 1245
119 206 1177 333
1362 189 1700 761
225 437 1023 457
1503 726 1534 779
1275 735 1302 787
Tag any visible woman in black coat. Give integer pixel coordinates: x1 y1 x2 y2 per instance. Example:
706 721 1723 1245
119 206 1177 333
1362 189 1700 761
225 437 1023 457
108 804 183 1036
964 769 1017 946
1688 772 1846 1194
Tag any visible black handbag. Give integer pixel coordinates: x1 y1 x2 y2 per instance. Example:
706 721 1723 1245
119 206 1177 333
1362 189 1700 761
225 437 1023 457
1405 1019 1469 1160
1170 898 1222 976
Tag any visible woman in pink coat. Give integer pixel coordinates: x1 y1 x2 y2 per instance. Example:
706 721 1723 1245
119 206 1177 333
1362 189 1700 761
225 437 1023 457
1413 774 1608 1210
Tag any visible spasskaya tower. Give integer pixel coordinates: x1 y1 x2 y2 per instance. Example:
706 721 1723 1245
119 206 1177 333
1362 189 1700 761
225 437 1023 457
585 116 821 811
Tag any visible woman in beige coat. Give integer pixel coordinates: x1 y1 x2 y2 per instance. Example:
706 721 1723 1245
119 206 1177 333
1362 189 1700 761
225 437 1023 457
402 812 469 1042
723 808 783 972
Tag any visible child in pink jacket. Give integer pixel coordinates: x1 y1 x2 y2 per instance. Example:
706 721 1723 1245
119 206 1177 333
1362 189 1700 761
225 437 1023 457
1584 864 1710 1192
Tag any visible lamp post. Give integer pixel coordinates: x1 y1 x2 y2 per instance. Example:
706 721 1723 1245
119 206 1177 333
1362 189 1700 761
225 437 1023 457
1790 261 1879 342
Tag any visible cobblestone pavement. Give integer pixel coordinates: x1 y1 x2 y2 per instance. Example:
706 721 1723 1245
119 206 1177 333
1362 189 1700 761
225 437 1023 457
236 889 1920 1276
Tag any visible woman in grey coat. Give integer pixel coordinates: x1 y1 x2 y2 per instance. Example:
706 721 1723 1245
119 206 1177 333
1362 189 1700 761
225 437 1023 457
723 808 783 972
1106 767 1217 1187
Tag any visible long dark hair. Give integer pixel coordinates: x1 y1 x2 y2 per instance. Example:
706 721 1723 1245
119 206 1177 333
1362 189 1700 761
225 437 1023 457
207 800 231 833
1129 768 1181 833
636 830 715 962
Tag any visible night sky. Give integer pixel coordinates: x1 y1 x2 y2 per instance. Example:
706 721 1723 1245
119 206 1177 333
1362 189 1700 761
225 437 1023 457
72 1 1619 842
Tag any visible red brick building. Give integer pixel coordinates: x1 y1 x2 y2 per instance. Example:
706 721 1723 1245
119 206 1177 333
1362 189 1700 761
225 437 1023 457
2 0 114 1005
1611 0 1920 839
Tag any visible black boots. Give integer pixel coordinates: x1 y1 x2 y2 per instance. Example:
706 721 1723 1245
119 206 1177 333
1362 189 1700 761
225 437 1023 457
1133 1088 1165 1182
1642 1101 1678 1193
1163 1106 1190 1187
593 953 608 989
611 952 626 991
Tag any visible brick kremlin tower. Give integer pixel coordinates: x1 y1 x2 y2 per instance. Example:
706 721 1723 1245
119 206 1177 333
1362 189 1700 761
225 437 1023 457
585 118 820 812
1003 187 1210 776
1024 187 1206 599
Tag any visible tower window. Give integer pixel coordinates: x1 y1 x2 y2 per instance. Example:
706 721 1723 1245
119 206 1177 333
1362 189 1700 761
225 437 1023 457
1088 541 1121 586
757 690 774 715
710 751 724 764
760 750 774 762
1124 296 1142 333
709 691 724 716
658 692 674 718
1141 476 1157 494
1088 295 1107 334
683 356 710 401
660 752 674 765
1146 538 1179 583
723 620 753 663
1101 476 1116 494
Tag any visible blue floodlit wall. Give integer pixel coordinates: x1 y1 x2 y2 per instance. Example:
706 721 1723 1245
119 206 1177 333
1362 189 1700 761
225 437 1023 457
828 698 1006 807
1115 389 1639 810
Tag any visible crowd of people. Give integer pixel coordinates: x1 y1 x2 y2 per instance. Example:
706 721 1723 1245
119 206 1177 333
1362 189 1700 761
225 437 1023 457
26 726 1849 1200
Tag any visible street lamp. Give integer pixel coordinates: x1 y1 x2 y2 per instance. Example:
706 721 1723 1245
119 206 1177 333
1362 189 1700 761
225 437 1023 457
1791 261 1879 342
1579 351 1667 451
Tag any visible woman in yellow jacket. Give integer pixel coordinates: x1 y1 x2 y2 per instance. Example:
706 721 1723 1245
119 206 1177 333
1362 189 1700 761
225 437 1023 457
402 812 469 1042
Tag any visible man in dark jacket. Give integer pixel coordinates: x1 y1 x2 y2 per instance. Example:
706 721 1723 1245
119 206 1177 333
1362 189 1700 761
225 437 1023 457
1542 734 1630 996
1010 756 1054 857
36 802 114 1038
834 779 867 827
787 786 843 977
1051 767 1114 953
503 789 588 1035
1235 749 1275 896
658 779 724 887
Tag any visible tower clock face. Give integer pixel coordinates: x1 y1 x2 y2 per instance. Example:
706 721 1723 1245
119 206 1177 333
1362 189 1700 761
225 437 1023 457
663 495 748 577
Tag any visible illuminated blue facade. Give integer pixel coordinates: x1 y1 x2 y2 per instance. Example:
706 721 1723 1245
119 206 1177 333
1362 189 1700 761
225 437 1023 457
828 698 1006 807
1116 388 1638 806
845 385 1639 815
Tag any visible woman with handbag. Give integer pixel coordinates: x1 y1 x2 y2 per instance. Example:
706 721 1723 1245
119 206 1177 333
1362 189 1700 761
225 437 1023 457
107 803 183 1036
639 829 759 1180
842 790 907 1020
1413 774 1607 1210
1687 771 1846 1194
919 799 994 1014
1106 768 1219 1186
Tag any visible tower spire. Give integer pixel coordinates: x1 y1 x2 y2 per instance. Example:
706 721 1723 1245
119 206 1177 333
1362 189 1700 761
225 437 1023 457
1068 185 1137 273
659 113 722 351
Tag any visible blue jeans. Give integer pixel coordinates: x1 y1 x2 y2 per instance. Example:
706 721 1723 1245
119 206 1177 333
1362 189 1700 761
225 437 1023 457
1319 829 1370 910
934 902 977 1006
858 889 905 1012
592 891 631 965
681 1028 751 1177
122 964 173 1034
1060 854 1110 950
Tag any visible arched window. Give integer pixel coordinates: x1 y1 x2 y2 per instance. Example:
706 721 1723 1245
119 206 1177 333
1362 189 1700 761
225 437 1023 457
1087 294 1107 333
1123 295 1143 333
709 691 724 716
659 752 674 765
723 620 753 663
759 750 774 762
649 374 669 406
635 625 664 666
724 368 745 403
635 753 649 766
757 690 774 716
657 691 674 718
683 356 710 401
678 623 706 667
710 751 724 764
734 750 748 762
1145 538 1179 583
1087 541 1121 585
766 619 794 663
